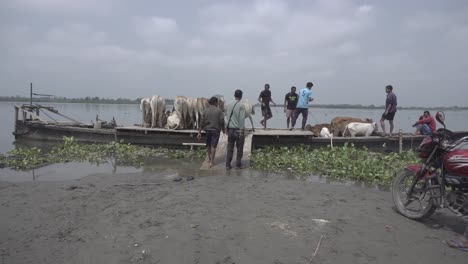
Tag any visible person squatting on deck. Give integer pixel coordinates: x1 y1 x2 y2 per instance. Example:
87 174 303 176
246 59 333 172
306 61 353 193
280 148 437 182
225 89 246 170
290 82 314 131
380 84 397 137
413 111 436 135
258 83 276 129
284 86 298 129
198 96 225 168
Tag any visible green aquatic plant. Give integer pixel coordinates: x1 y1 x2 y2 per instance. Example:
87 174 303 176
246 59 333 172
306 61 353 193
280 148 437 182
0 136 205 170
3 147 49 169
1 137 418 186
251 143 419 185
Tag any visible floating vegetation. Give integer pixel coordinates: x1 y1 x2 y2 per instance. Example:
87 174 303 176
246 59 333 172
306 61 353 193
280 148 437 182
0 136 205 170
1 138 419 186
251 144 419 185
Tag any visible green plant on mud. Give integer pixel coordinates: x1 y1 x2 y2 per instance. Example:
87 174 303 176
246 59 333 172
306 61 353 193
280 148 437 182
0 136 205 170
251 144 419 185
0 147 49 169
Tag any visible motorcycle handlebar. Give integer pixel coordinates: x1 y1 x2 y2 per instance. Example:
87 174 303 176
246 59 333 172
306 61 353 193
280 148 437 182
445 135 468 149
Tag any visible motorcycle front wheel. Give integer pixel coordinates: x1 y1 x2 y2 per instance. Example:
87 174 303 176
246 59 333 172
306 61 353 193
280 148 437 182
392 168 436 221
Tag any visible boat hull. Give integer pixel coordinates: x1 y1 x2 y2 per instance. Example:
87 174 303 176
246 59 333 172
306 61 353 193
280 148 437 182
14 121 468 151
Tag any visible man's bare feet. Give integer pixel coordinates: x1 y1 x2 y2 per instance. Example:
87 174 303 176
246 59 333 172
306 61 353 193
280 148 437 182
445 237 468 252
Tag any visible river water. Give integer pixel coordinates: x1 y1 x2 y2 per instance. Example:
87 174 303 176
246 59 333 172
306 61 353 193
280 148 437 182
1 101 468 154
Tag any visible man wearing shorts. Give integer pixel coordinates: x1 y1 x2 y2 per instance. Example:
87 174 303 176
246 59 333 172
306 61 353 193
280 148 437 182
284 86 298 129
380 85 397 137
198 96 225 168
258 83 276 129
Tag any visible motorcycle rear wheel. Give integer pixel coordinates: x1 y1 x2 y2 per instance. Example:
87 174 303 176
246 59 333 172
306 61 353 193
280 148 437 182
392 169 436 221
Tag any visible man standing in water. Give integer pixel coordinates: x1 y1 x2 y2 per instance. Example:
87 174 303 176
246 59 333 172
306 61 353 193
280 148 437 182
198 96 225 168
290 82 314 131
258 84 276 129
284 86 298 129
380 85 397 137
225 89 246 170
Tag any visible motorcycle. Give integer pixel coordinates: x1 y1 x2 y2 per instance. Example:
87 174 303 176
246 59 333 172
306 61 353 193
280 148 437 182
392 112 468 221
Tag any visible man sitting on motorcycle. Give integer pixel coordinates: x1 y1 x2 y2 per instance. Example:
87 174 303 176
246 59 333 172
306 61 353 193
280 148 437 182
413 111 436 135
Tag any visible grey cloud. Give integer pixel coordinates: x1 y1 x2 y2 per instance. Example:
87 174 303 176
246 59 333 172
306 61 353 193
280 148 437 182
0 0 467 107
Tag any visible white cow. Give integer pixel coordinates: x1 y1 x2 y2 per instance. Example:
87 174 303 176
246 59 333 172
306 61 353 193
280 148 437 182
320 127 332 138
173 96 190 129
186 97 198 129
343 122 378 137
140 98 152 127
214 94 225 112
243 100 255 132
150 95 166 128
195 97 209 130
165 111 180 129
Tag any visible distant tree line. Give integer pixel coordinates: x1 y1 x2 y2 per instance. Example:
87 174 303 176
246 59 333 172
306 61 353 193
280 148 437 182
0 95 466 110
257 103 468 110
0 96 175 105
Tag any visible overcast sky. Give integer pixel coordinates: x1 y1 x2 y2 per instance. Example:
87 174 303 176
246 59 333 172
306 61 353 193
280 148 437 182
0 0 467 107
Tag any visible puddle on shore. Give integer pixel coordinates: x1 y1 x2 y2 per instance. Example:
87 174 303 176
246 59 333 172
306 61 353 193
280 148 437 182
0 162 143 182
0 158 389 191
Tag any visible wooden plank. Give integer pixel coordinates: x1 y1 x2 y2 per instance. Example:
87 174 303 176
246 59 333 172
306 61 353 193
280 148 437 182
117 126 200 134
200 132 253 170
182 142 206 151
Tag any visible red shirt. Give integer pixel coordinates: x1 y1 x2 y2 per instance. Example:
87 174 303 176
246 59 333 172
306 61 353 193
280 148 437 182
415 115 436 132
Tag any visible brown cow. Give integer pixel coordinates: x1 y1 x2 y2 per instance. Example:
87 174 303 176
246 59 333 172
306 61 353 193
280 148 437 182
305 123 333 137
331 117 373 137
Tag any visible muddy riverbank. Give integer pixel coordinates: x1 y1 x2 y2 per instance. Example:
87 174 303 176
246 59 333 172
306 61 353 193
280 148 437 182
0 166 466 264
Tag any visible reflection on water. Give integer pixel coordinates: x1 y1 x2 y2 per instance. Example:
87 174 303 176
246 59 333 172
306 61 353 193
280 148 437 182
0 162 143 182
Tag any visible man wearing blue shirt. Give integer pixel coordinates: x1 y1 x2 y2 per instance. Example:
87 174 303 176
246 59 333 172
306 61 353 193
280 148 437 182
290 82 314 130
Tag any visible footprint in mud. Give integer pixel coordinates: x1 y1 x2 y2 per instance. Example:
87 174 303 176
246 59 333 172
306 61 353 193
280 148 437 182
138 219 162 229
215 256 235 264
166 174 195 182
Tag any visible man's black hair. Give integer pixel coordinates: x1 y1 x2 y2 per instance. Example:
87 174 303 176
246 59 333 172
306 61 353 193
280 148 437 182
386 85 393 90
424 110 430 115
208 96 218 106
234 89 243 99
306 82 313 88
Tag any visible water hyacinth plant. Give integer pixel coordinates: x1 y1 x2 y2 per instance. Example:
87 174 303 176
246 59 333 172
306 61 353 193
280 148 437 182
0 136 205 170
250 143 419 185
1 138 419 186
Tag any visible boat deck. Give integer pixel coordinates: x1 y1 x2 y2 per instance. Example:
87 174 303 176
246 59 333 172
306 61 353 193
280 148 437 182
15 120 468 152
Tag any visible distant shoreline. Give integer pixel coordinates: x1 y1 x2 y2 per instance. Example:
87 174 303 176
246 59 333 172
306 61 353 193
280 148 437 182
0 96 467 110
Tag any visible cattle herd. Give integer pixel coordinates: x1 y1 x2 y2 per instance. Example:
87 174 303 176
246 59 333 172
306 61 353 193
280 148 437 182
140 96 377 137
305 117 378 137
140 95 255 131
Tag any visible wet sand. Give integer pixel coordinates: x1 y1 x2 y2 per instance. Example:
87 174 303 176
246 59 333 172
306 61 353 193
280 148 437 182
0 166 466 264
